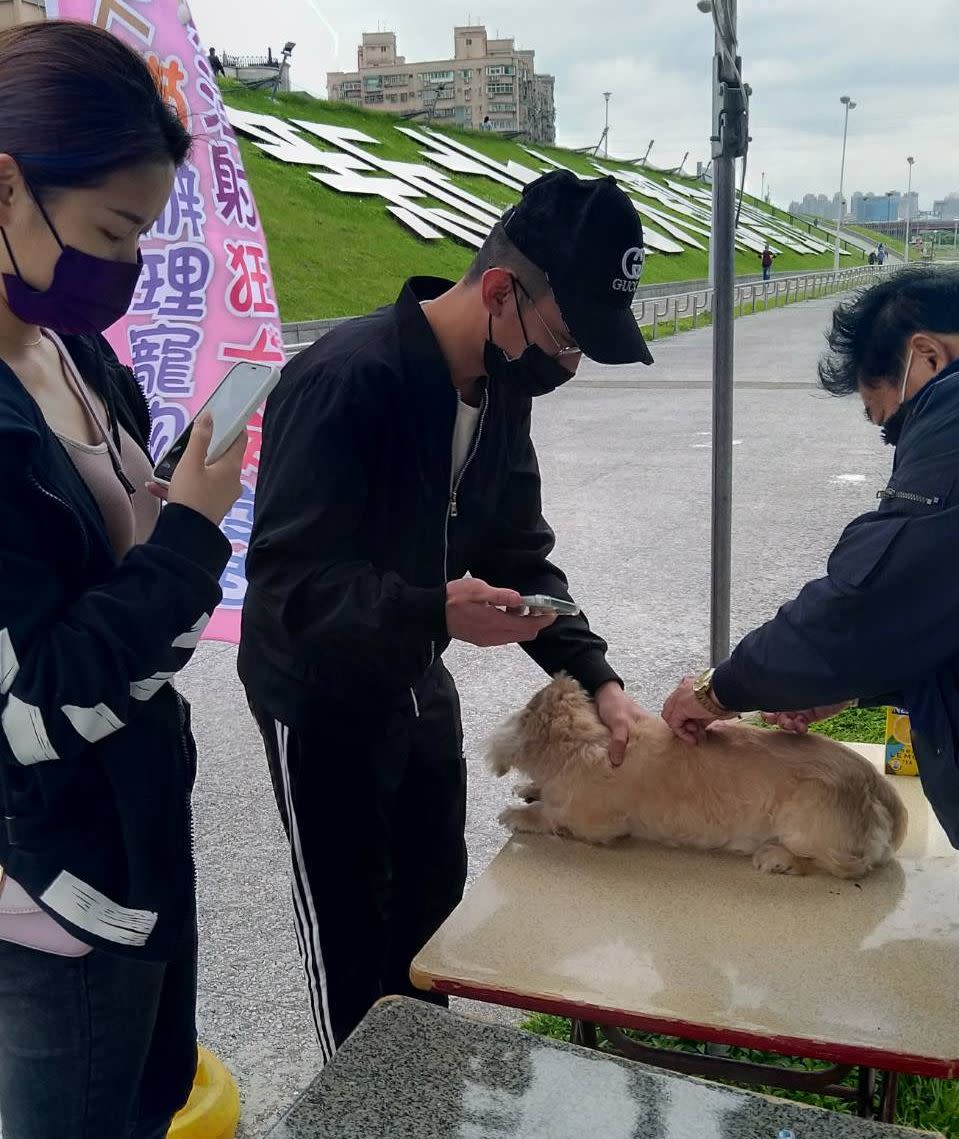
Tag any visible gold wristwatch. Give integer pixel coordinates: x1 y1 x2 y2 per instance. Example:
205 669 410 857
692 668 730 719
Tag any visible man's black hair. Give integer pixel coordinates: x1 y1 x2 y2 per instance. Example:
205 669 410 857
464 222 550 301
819 267 959 395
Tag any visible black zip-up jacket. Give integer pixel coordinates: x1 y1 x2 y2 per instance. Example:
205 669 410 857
0 335 230 959
239 277 621 723
713 358 959 845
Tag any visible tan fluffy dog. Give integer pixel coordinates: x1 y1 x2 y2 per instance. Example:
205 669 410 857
489 676 907 878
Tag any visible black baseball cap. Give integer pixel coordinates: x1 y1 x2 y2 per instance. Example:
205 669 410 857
500 170 653 366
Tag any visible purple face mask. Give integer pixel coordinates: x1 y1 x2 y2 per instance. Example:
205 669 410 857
1 193 143 336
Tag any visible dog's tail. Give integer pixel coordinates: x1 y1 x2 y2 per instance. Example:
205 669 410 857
825 775 908 878
873 772 908 852
487 716 520 778
807 765 908 879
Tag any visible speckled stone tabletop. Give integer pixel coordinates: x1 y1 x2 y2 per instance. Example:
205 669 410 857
264 997 938 1138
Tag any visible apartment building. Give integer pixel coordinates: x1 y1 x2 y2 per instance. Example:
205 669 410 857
328 25 556 143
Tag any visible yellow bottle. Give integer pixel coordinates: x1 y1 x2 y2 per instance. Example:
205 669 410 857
885 707 919 776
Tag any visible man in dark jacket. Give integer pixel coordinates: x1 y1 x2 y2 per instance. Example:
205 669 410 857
239 171 653 1054
662 267 959 846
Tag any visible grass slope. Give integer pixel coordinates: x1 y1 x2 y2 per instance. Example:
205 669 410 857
222 83 857 321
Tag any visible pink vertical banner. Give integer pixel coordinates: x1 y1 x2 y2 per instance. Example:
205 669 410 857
47 0 285 644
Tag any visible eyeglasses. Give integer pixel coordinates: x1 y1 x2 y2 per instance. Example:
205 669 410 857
514 277 581 360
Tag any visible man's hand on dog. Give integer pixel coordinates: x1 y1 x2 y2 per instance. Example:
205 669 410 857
445 578 556 648
595 682 648 767
663 679 853 743
761 703 852 733
661 675 736 744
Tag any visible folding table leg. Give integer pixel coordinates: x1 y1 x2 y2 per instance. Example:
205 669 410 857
856 1066 877 1118
570 1020 598 1049
878 1070 900 1123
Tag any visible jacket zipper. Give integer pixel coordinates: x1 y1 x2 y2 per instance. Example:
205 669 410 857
410 390 490 719
877 487 941 507
446 390 489 557
175 695 198 896
28 473 90 565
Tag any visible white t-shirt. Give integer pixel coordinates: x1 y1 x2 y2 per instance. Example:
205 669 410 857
451 397 481 483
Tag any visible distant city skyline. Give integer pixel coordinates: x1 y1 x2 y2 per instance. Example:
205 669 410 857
788 187 930 223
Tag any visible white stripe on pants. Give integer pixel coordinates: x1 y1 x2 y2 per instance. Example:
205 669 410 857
274 721 337 1061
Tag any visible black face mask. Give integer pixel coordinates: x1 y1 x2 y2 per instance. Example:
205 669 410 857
483 280 574 398
881 402 911 447
881 349 916 447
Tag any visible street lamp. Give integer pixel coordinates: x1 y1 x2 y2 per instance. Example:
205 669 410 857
603 92 611 158
904 156 916 264
833 94 856 270
885 190 896 224
270 41 295 99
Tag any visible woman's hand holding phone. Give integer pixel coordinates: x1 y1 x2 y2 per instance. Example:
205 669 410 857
146 413 246 527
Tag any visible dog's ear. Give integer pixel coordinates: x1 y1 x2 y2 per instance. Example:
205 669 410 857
530 675 586 719
529 677 610 750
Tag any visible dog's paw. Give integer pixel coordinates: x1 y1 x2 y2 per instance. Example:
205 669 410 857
512 781 541 802
498 803 556 835
752 844 803 875
498 805 527 832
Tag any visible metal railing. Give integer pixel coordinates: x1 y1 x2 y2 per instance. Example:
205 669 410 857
282 265 891 358
632 264 890 341
222 53 280 70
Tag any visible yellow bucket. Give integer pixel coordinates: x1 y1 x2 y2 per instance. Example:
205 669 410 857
168 1047 240 1139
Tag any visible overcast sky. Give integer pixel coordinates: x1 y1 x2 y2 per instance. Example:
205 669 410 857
189 0 956 209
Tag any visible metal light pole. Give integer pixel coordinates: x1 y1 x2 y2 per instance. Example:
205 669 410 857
698 0 749 663
270 41 296 100
904 156 915 264
603 92 611 158
833 95 856 270
760 170 765 201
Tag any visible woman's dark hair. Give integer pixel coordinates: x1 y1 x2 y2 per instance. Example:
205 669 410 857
819 266 959 395
0 20 191 200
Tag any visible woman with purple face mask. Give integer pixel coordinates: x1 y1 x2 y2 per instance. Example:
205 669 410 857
0 21 247 1139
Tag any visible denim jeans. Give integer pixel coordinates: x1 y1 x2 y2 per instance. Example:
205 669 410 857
0 923 197 1139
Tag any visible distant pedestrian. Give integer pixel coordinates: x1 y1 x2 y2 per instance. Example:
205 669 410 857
759 243 776 281
208 45 225 77
481 115 493 131
877 242 887 266
869 250 877 265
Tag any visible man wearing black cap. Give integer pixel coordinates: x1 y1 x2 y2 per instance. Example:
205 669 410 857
238 171 653 1052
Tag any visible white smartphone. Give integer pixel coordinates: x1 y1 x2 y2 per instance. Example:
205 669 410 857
518 594 581 617
152 361 280 485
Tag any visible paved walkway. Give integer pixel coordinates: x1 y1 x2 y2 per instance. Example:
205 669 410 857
181 290 892 1135
574 292 842 388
